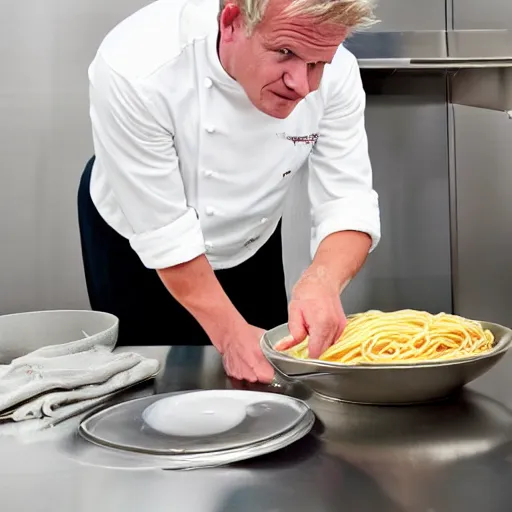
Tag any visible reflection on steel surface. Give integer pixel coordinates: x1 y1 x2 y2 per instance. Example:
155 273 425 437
4 346 512 512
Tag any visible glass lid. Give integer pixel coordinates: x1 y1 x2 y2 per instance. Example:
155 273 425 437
79 389 313 456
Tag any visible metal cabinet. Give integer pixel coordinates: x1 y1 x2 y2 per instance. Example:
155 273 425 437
451 106 512 324
449 0 512 323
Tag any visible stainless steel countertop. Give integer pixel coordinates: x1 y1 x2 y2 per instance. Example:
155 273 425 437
3 345 512 512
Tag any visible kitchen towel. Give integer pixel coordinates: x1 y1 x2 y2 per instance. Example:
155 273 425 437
0 338 160 430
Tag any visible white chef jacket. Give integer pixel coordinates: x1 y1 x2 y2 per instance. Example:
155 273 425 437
88 0 380 271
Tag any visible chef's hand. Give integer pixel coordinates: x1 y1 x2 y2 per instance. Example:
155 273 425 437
220 324 275 384
280 268 347 359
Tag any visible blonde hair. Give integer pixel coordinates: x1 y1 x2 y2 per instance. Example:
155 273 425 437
220 0 378 33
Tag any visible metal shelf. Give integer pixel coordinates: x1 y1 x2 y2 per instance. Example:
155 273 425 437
346 30 512 111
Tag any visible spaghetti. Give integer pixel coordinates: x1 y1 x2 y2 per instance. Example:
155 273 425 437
280 309 495 364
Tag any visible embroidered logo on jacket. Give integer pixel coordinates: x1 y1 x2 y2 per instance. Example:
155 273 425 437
277 132 319 146
244 235 261 247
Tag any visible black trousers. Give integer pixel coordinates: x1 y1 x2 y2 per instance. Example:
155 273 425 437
77 157 289 346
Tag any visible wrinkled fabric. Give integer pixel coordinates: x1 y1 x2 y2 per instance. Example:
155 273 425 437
0 339 159 430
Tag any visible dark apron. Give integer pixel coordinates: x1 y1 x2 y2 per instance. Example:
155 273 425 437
77 156 288 346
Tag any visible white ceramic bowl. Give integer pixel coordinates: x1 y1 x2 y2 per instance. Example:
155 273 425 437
0 310 119 363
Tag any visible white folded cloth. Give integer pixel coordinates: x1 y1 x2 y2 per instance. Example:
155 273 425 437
0 337 160 431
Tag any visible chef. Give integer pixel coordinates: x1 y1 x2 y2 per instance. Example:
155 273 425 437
77 0 381 383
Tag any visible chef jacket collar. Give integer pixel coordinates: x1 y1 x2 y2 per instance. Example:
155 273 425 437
206 24 247 94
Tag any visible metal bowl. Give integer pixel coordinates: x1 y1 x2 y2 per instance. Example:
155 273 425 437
0 310 119 364
261 321 512 405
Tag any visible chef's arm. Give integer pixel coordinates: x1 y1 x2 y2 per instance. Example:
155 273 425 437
304 230 372 294
157 256 246 351
307 52 380 281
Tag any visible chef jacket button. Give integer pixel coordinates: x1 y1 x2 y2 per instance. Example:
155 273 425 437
204 77 213 88
205 241 213 253
260 217 268 224
205 125 216 134
205 206 215 216
204 169 215 178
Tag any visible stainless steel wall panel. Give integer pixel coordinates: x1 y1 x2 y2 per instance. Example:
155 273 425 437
453 0 512 30
0 0 151 313
452 106 512 325
370 0 447 31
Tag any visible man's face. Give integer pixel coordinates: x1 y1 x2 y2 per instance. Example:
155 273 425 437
218 0 349 119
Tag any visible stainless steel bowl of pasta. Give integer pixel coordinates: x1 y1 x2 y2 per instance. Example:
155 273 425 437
261 310 512 405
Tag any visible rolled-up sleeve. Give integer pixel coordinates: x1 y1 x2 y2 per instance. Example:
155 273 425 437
89 54 205 269
308 53 381 258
